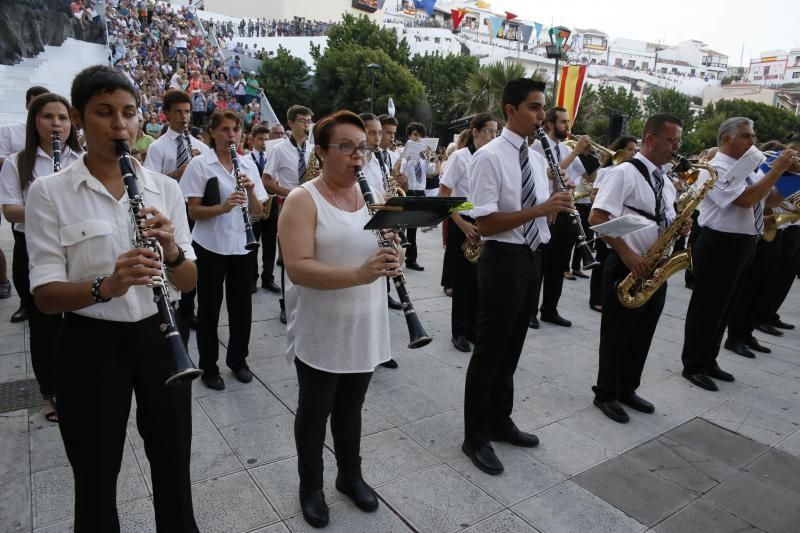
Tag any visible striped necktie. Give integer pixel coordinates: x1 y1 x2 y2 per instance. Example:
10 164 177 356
651 168 667 232
745 175 765 234
519 142 541 252
297 144 306 182
415 159 423 188
176 136 188 171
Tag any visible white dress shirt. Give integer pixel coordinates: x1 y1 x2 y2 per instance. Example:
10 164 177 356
441 146 474 217
592 153 677 256
697 152 765 235
180 149 269 255
592 166 611 190
469 128 552 247
143 128 210 176
263 136 313 192
401 156 435 191
0 123 26 159
362 152 385 195
531 133 587 186
0 147 82 233
25 153 196 322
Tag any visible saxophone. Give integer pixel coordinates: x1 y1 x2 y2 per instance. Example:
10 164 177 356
616 160 718 308
301 150 319 184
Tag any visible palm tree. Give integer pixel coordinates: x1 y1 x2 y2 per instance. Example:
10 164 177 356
454 61 550 119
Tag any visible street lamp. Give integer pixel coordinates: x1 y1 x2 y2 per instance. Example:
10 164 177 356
547 26 572 104
367 63 381 114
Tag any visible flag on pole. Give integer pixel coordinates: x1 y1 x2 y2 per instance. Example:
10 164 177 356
556 65 588 127
451 8 467 30
505 11 518 20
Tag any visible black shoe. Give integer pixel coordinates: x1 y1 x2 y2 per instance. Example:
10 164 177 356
572 270 589 279
379 358 398 369
250 280 258 294
540 313 572 327
755 323 784 337
388 296 402 310
452 336 471 352
707 366 735 382
461 442 504 475
233 366 253 383
724 339 756 359
771 318 795 330
300 490 329 528
745 336 771 354
681 370 718 391
262 280 281 293
335 476 379 512
178 310 198 330
528 317 540 329
202 374 225 391
593 398 630 423
10 306 27 323
685 281 695 290
405 261 424 271
490 427 539 448
279 307 287 325
620 393 655 414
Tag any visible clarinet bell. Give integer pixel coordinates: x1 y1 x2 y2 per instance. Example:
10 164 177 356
164 333 203 386
577 241 600 270
406 311 433 349
244 226 259 251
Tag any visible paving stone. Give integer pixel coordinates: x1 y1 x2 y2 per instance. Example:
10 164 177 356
191 471 279 532
461 510 538 532
0 334 25 356
625 437 736 496
30 425 68 473
399 409 465 461
0 473 31 532
34 519 73 532
524 422 615 476
0 408 27 436
512 480 645 533
574 456 694 526
250 523 291 533
0 432 29 480
198 386 290 428
653 498 757 533
191 367 262 399
739 387 800 421
663 419 768 469
701 398 799 446
249 450 344 519
777 430 800 458
284 497 412 532
558 407 658 454
0 352 26 384
267 378 299 411
365 381 449 426
744 448 800 494
249 355 299 385
222 414 296 468
705 471 800 533
117 497 156 532
359 428 441 487
450 443 566 506
378 463 502 532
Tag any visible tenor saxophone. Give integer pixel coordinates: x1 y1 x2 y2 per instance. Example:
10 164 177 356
616 160 719 308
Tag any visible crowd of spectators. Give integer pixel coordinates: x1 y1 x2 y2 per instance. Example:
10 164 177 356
206 17 333 40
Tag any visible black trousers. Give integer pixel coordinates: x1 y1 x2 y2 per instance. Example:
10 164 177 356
255 201 279 284
681 228 757 374
539 213 575 316
294 358 372 493
730 233 782 340
14 231 61 398
765 226 800 322
178 216 196 315
593 251 666 401
683 210 701 285
404 190 425 264
570 203 594 271
195 243 252 377
57 313 197 533
445 217 478 340
589 240 609 308
465 241 537 447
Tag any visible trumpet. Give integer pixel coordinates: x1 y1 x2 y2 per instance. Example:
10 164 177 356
565 133 627 168
763 191 800 241
762 150 800 171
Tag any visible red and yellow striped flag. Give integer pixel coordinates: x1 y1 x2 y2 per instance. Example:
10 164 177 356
556 65 588 126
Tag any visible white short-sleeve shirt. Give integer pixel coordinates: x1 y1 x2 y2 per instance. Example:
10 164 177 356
697 152 765 235
531 133 587 185
0 123 26 159
441 146 474 216
143 128 210 176
263 136 313 192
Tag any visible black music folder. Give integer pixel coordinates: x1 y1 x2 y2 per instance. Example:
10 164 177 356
364 196 467 230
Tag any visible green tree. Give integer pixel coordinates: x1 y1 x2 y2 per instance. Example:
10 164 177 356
453 61 528 120
596 85 642 121
325 13 411 66
258 46 312 124
409 53 480 141
643 88 695 131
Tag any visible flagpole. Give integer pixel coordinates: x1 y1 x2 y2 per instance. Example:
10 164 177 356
552 56 559 105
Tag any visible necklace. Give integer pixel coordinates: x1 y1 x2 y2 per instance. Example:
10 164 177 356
320 177 359 212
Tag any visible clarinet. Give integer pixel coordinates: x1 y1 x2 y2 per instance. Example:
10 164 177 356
374 150 410 248
228 144 259 250
183 128 194 162
115 141 203 386
356 166 432 349
52 132 61 172
535 128 599 269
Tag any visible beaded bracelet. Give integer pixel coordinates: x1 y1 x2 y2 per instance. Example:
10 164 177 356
91 276 111 303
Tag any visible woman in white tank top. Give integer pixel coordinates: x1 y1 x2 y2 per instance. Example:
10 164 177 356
278 111 403 528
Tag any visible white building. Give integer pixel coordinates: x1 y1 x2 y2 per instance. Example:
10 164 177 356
702 84 800 116
572 28 609 65
746 49 800 86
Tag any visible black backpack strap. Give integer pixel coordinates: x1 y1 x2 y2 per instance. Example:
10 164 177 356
622 159 660 222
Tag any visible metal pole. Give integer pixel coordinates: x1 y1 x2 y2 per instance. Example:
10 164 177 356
552 55 560 104
370 71 375 114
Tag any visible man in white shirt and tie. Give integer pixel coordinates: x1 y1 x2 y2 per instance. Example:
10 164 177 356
400 122 435 271
247 125 280 294
680 117 797 391
463 78 573 476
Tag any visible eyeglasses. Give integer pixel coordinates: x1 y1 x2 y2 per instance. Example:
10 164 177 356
657 135 682 146
292 117 312 125
333 142 369 156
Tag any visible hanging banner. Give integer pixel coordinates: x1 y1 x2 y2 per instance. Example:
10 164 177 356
534 22 543 41
413 0 437 16
475 0 491 8
451 9 467 31
556 65 588 127
505 11 518 20
488 16 504 38
518 23 533 45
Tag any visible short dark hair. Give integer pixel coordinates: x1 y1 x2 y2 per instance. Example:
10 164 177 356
25 86 49 105
501 78 546 120
545 106 567 127
358 112 379 125
287 104 313 122
251 125 270 137
378 114 398 128
71 65 138 119
163 89 192 112
643 113 682 138
609 135 638 152
313 110 365 150
406 121 426 137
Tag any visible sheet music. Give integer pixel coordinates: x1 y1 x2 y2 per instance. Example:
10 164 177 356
401 140 425 162
590 214 653 238
719 146 765 189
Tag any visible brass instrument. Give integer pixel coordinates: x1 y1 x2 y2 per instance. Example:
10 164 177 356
763 192 800 241
462 233 483 263
617 160 719 308
565 133 627 168
385 156 406 198
762 150 800 173
301 150 319 184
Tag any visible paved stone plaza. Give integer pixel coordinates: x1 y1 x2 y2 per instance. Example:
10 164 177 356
1 223 799 532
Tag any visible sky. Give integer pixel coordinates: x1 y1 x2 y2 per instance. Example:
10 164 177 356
486 0 798 67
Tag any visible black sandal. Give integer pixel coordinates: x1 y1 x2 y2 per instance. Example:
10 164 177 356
42 396 58 423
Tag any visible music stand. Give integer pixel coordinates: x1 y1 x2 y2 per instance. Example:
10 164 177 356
365 196 467 230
